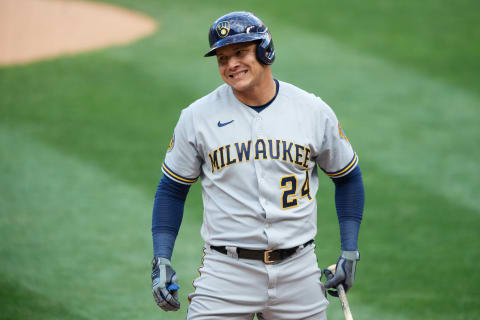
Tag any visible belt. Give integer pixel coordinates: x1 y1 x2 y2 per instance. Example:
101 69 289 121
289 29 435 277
210 240 314 264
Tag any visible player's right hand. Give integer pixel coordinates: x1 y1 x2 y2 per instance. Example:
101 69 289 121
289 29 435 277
151 257 180 311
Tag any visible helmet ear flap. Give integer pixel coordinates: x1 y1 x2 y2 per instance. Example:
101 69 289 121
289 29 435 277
256 35 275 65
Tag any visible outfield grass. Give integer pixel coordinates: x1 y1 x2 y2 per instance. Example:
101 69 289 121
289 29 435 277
1 1 479 319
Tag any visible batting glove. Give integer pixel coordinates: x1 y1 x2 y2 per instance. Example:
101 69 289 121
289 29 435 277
324 250 360 296
151 257 180 311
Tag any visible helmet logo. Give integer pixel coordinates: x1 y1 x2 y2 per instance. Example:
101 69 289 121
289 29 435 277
216 21 230 38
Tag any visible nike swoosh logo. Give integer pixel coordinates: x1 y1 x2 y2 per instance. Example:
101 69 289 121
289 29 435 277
217 120 234 127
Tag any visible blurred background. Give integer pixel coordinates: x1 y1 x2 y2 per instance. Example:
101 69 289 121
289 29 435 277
1 0 479 319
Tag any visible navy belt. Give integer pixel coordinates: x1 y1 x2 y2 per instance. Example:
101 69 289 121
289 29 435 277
211 239 314 264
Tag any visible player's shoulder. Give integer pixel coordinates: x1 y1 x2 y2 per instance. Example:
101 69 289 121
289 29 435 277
183 83 230 113
277 80 335 115
277 80 312 97
174 84 232 131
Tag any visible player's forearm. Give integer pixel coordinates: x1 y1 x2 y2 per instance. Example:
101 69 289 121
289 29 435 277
152 232 177 260
152 175 190 259
332 165 365 251
338 221 361 251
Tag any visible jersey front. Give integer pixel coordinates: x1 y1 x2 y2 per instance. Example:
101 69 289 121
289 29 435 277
162 80 358 250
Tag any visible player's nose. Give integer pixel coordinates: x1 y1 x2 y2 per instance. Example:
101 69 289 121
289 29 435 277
226 55 241 70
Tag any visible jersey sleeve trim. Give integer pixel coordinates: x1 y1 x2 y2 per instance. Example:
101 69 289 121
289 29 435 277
162 162 198 185
323 153 358 178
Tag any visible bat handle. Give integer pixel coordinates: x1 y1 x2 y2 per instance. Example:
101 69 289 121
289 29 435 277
336 283 353 320
324 266 354 320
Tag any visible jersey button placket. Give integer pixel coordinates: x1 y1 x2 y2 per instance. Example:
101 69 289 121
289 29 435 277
252 115 272 245
252 116 265 211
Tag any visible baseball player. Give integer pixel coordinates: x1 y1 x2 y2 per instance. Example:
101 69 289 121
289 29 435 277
150 11 365 320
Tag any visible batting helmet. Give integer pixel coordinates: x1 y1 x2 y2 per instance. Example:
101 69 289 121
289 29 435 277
204 11 275 65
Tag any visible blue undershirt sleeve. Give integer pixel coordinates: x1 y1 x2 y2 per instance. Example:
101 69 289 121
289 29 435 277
331 165 365 251
151 174 190 260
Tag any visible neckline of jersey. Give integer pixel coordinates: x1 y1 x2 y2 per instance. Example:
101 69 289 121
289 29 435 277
245 78 279 113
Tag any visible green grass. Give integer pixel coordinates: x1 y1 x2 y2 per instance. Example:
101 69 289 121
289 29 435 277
1 0 479 319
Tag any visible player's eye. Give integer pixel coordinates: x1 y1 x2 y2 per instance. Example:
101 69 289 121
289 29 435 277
236 49 246 56
217 56 227 65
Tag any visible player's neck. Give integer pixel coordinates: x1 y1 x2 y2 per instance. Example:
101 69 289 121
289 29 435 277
232 72 276 107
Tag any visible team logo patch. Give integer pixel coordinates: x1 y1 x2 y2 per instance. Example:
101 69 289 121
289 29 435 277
216 21 230 38
338 123 349 142
167 133 175 152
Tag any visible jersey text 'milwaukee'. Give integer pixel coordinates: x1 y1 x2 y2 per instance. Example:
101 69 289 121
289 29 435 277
208 139 311 173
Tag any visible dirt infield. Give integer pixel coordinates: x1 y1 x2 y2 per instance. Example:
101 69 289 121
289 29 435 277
0 0 157 66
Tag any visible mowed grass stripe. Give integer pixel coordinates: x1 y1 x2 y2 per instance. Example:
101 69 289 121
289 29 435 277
0 126 201 319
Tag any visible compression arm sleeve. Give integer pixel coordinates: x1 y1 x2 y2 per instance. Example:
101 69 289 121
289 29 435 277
151 174 190 259
332 165 365 251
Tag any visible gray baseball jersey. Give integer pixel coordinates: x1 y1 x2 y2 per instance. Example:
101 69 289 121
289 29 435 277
162 80 357 250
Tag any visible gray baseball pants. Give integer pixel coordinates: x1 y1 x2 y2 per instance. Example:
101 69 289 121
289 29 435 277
187 243 328 319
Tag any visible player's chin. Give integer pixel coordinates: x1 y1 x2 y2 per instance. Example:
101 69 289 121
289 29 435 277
226 78 252 92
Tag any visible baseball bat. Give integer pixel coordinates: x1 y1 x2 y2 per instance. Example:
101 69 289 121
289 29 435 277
326 264 354 320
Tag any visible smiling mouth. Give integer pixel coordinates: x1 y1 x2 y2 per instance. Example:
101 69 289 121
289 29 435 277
229 70 248 79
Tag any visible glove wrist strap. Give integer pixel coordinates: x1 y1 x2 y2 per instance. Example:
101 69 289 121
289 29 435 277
152 257 172 269
341 250 360 260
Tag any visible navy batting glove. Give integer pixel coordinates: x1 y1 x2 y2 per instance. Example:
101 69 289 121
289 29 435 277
324 250 360 296
151 257 180 311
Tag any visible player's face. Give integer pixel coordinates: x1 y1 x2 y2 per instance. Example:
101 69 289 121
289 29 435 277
216 42 267 93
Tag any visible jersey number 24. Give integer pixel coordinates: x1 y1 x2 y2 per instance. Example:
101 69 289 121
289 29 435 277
280 170 312 209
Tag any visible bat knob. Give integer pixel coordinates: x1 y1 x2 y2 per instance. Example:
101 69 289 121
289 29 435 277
327 264 337 274
323 268 334 280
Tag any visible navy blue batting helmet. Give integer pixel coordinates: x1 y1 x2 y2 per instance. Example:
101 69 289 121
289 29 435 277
204 11 275 65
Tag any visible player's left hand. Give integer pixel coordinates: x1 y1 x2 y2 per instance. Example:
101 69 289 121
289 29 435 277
324 250 360 296
151 257 181 311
